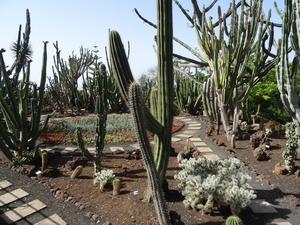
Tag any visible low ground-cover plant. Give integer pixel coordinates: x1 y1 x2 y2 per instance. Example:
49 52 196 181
174 157 256 215
63 113 133 133
41 113 135 144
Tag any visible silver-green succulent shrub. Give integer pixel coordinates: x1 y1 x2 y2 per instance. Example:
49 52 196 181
174 157 256 215
93 169 115 191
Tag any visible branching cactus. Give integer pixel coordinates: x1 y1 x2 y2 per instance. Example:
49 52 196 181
282 122 299 174
0 9 49 165
108 0 173 199
173 0 277 142
275 0 300 134
77 64 108 174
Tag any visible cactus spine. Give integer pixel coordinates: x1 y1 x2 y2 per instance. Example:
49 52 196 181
129 82 170 225
0 9 49 165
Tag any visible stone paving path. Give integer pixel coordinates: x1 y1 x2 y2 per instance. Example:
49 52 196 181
0 180 67 224
0 116 297 224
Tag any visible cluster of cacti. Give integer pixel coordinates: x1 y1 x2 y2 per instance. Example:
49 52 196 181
48 41 95 114
109 0 173 203
275 0 300 134
77 64 108 173
173 0 277 142
93 169 115 191
108 0 173 223
282 122 299 174
174 157 256 215
0 9 49 165
240 99 260 124
174 69 202 115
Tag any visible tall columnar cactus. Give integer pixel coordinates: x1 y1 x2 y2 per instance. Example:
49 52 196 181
275 0 300 134
77 63 108 173
129 82 170 224
0 10 49 165
109 0 173 194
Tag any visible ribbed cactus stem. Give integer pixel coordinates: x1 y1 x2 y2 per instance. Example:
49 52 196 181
154 0 174 184
129 82 170 225
225 215 243 225
41 151 48 172
71 165 83 179
112 178 121 196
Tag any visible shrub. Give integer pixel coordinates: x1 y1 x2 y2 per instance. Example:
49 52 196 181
174 157 256 215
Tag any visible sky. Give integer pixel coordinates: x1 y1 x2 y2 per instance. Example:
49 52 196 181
0 1 284 86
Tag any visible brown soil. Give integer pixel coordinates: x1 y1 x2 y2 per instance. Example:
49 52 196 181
1 116 300 224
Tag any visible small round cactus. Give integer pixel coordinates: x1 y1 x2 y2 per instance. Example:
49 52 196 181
225 215 243 225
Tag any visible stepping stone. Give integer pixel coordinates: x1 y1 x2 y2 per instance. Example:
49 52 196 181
1 199 47 224
171 137 182 142
63 146 78 151
202 154 220 160
193 142 207 147
185 121 199 124
249 199 278 213
102 148 112 154
182 130 197 134
0 180 12 190
266 222 292 225
87 147 96 153
188 123 202 127
180 118 192 122
40 148 55 153
187 126 201 130
176 134 193 138
189 138 202 142
197 147 213 153
0 188 29 207
34 213 67 225
110 147 125 153
130 143 140 149
174 116 185 120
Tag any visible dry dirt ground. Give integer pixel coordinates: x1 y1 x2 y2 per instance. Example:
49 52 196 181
1 115 300 225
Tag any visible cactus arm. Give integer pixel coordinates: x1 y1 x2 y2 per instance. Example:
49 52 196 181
76 127 95 161
129 82 170 225
108 31 163 134
153 0 174 183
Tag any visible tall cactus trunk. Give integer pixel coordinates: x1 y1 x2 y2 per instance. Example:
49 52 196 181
108 0 173 203
153 0 174 184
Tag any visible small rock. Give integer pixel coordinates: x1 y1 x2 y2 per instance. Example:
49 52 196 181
86 212 93 218
92 214 99 221
273 162 288 175
253 147 270 161
102 222 112 225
